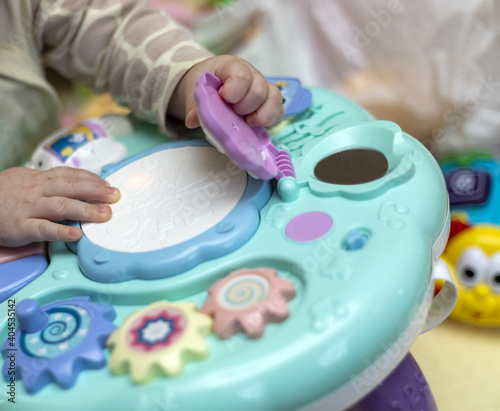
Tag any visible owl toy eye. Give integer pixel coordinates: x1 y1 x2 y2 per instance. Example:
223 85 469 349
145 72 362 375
456 247 488 287
486 253 500 293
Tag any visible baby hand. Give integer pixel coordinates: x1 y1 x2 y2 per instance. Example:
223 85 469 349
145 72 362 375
0 167 120 247
169 55 285 130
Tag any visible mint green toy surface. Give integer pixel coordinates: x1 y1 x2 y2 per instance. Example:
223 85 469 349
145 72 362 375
0 88 449 410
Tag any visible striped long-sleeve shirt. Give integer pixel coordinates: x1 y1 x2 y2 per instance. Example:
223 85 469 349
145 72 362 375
0 0 213 170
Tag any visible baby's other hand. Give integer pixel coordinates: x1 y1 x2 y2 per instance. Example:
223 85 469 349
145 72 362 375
0 167 120 247
169 55 285 130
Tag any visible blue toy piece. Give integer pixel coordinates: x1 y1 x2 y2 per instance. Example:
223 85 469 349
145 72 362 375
1 297 116 394
0 255 48 303
441 153 500 225
267 76 312 117
0 85 455 410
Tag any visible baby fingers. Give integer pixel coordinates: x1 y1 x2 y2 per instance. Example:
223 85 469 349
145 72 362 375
230 74 271 118
36 197 113 224
215 58 285 128
217 59 254 105
39 167 120 203
23 219 83 243
245 83 285 128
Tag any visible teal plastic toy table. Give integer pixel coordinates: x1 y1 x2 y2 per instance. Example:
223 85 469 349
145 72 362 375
0 87 456 410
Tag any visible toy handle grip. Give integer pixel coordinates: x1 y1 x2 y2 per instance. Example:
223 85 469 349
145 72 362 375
420 258 458 333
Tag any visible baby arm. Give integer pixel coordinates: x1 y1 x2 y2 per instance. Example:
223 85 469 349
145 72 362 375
35 0 282 135
0 167 120 247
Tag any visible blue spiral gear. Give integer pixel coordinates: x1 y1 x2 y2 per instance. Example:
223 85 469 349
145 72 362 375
1 296 116 394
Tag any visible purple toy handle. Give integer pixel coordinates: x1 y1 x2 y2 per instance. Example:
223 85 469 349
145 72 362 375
194 72 295 181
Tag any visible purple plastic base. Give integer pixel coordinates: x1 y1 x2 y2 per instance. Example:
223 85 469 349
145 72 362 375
348 353 438 411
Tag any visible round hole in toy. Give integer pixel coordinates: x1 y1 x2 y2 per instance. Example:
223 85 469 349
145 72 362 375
314 148 388 185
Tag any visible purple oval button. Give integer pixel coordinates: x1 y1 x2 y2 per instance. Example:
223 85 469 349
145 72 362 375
285 212 333 242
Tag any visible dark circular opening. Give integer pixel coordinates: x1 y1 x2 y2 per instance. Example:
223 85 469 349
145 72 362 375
314 148 389 185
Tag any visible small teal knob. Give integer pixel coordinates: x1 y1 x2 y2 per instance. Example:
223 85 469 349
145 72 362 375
278 177 300 202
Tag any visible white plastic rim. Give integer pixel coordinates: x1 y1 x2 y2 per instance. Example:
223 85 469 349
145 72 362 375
82 146 247 252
